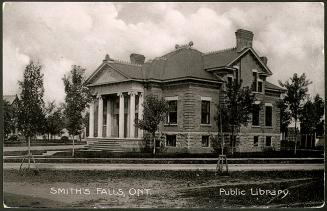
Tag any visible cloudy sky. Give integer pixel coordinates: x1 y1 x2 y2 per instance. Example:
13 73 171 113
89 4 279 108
3 2 324 103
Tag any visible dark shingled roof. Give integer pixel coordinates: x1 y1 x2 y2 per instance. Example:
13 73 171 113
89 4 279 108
109 62 144 80
143 47 220 81
203 48 239 69
87 44 272 85
265 81 286 92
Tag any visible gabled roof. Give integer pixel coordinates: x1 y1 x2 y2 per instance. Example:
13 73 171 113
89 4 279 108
85 61 143 85
227 48 272 75
203 47 272 75
265 81 286 92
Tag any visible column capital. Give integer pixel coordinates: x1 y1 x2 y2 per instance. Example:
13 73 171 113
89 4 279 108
128 91 137 96
138 92 144 97
117 92 124 98
97 94 103 100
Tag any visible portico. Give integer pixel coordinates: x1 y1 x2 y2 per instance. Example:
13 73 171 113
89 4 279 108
88 91 144 139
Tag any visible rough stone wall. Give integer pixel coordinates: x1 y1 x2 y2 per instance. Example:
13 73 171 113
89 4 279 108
237 91 281 152
144 82 220 153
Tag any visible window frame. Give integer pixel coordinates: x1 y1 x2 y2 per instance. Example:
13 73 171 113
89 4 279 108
265 136 272 147
201 135 210 148
166 100 178 125
265 105 273 127
201 100 211 125
227 76 233 85
252 70 258 92
258 79 263 93
166 135 177 147
253 136 259 147
252 103 260 126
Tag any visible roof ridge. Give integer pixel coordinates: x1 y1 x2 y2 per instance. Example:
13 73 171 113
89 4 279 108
113 59 142 67
204 47 236 55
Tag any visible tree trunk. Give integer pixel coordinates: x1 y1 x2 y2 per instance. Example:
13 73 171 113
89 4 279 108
220 110 224 155
72 135 75 157
153 132 156 155
231 126 234 155
294 119 297 155
28 136 31 169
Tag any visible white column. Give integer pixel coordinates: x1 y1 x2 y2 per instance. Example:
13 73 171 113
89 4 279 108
97 95 103 137
138 92 144 138
129 91 136 138
118 93 125 138
106 98 112 137
89 101 94 138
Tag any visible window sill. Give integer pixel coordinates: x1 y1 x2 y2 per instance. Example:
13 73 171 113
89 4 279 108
164 124 178 126
200 124 211 127
264 126 273 129
201 146 210 148
252 125 261 128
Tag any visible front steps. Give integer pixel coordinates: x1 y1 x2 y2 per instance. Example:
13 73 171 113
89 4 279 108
83 139 124 152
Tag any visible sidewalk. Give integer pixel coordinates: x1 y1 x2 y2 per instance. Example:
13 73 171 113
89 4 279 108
4 163 324 171
4 145 86 152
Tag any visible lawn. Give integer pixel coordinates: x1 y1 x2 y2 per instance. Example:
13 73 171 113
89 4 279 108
3 169 324 208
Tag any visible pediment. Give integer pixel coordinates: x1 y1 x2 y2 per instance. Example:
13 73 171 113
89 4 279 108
228 48 272 75
88 64 128 84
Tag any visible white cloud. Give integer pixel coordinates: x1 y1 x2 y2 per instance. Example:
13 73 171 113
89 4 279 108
3 2 324 103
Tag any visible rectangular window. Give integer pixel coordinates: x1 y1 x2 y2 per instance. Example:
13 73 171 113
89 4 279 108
265 106 272 126
252 104 260 126
252 72 258 92
227 76 233 85
266 136 272 147
230 135 236 147
166 135 176 147
167 100 177 124
258 81 263 93
202 136 209 147
254 136 259 146
201 101 210 124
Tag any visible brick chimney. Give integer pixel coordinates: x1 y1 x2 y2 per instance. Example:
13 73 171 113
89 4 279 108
235 29 254 52
130 53 145 65
260 56 268 65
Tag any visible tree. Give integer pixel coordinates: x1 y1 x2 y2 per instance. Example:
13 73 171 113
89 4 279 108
63 65 92 156
4 100 15 138
277 99 292 139
299 94 324 135
44 101 64 140
279 73 312 154
17 61 45 169
215 79 255 155
135 94 169 155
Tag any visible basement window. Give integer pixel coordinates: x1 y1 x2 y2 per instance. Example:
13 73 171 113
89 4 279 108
202 136 209 147
166 135 176 147
266 136 272 147
254 136 259 147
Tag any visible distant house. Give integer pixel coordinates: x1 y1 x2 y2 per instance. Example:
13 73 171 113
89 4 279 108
3 94 20 136
4 94 19 106
85 29 285 153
